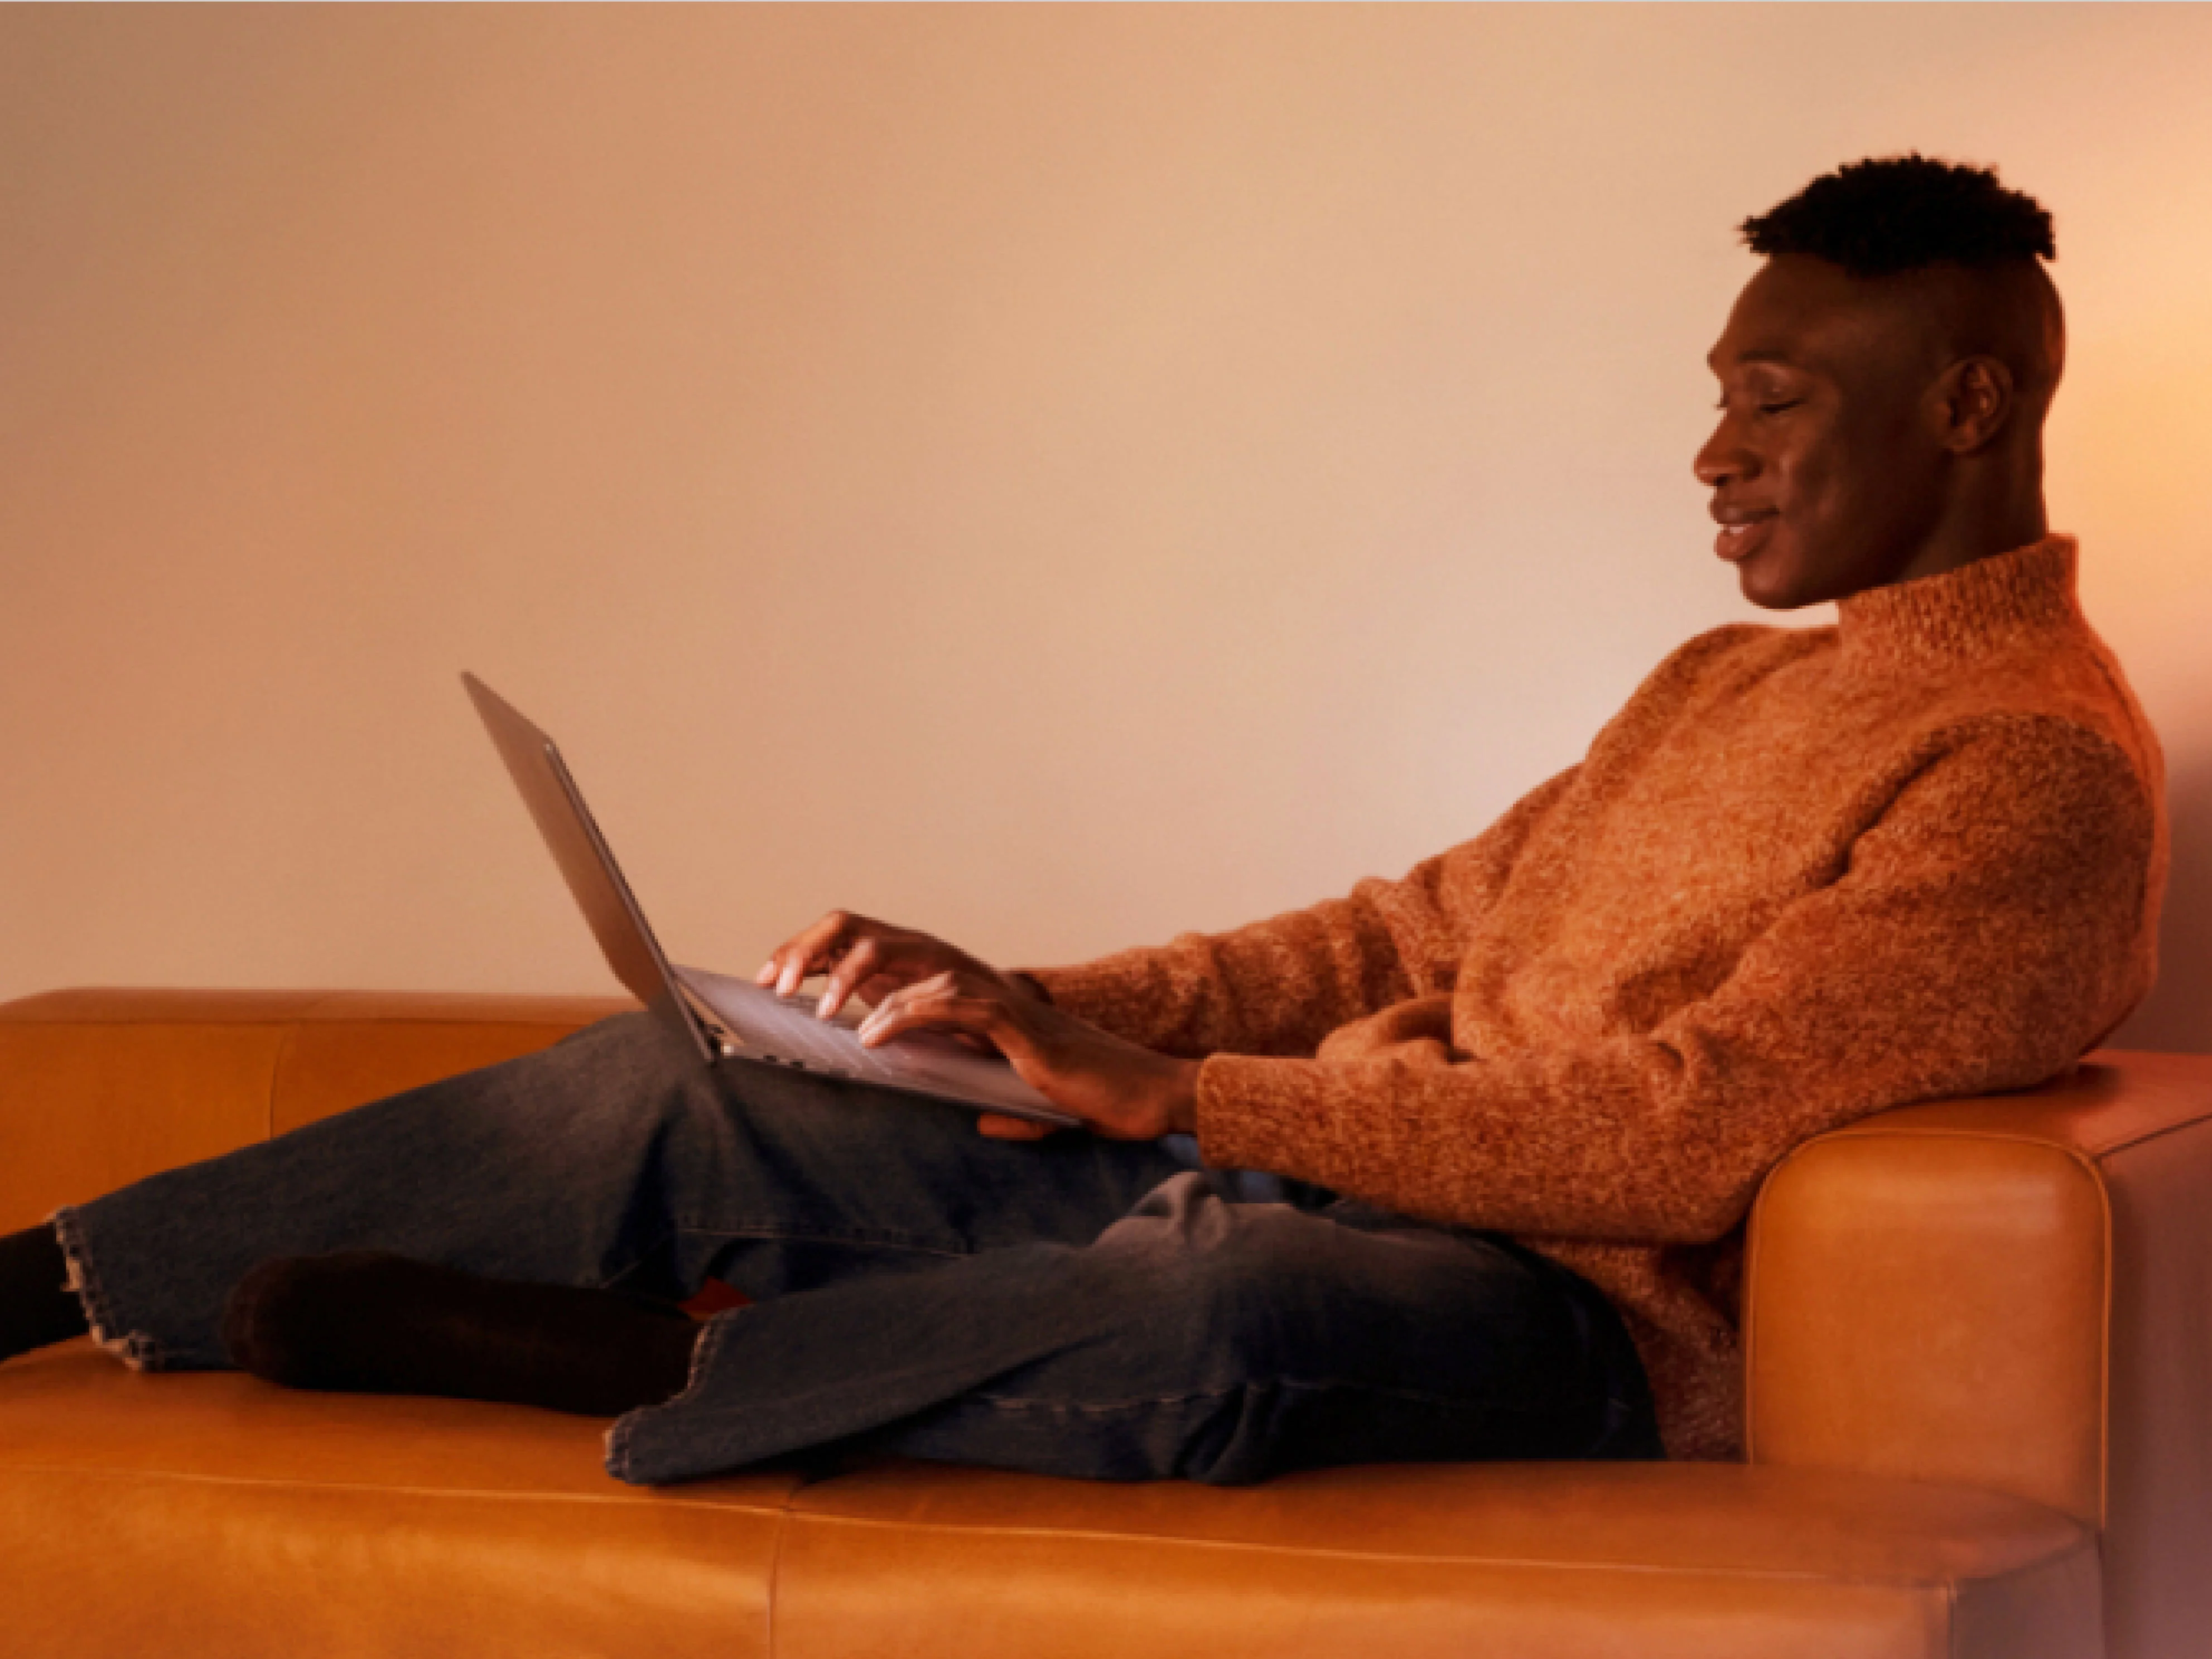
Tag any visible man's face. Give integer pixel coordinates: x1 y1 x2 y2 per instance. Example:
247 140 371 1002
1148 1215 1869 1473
1695 255 1950 610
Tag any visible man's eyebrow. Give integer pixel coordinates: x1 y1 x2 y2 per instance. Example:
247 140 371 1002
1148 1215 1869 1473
1707 346 1800 371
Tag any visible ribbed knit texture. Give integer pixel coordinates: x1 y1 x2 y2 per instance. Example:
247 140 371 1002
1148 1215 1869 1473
1030 536 2166 1462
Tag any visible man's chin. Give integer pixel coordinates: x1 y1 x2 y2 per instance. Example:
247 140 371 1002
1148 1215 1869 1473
1736 558 1816 613
1732 540 1840 612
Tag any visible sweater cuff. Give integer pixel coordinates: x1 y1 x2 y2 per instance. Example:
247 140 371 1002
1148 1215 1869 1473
1194 1053 1368 1188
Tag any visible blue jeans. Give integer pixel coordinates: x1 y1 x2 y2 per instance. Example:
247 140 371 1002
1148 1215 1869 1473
53 1012 1661 1485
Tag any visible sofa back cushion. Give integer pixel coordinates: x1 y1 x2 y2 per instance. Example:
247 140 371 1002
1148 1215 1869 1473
0 989 625 1232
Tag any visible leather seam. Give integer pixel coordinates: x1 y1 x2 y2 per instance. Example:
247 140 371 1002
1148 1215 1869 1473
1821 1113 2212 1160
2083 1111 2212 1157
1 1017 608 1031
778 1509 2090 1586
267 1020 306 1145
767 1492 787 1659
0 1013 618 1031
2092 1151 2112 1526
289 1015 628 1029
0 1461 799 1513
1742 1163 1770 1464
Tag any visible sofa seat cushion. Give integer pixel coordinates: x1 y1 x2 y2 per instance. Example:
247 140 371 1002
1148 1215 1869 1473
2 1341 2101 1659
0 1341 800 1659
773 1460 2100 1659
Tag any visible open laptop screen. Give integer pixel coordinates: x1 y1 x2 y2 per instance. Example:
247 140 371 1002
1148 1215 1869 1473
461 672 712 1062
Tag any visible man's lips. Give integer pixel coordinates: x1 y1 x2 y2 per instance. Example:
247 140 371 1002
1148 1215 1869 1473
1712 508 1778 563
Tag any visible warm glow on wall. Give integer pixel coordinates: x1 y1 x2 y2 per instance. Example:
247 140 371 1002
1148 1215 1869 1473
2055 161 2212 599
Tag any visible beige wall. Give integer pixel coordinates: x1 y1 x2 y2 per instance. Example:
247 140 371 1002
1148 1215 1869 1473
4 5 2209 1050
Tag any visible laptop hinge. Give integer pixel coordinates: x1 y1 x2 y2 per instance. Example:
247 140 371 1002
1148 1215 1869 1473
676 977 741 1060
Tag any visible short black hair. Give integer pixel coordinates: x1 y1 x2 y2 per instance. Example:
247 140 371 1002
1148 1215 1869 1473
1741 155 2055 278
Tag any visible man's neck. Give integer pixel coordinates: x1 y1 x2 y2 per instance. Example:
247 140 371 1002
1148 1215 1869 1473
1891 462 2049 589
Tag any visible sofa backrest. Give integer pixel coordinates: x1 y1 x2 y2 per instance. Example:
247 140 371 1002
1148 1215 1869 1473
0 989 625 1233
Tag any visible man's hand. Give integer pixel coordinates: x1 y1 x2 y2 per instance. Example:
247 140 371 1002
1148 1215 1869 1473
756 910 1038 1023
856 968 1200 1142
756 910 1196 1141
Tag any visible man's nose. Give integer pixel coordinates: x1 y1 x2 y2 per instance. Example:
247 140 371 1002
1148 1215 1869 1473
1693 417 1754 489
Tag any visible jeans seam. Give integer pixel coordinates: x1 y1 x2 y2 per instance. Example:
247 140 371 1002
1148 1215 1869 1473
696 1224 970 1257
966 1376 1559 1419
595 1221 973 1301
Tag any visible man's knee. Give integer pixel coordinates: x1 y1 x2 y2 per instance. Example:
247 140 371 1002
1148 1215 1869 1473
553 1010 696 1075
1092 1194 1332 1376
478 1010 728 1147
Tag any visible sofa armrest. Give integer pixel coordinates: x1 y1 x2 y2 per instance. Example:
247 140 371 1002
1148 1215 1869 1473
1743 1049 2212 1659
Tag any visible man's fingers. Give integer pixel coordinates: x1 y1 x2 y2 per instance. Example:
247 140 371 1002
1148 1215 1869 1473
759 910 864 998
859 988 977 1045
815 935 883 1020
859 976 1020 1053
757 915 1003 1021
856 970 947 1035
782 912 851 997
854 972 903 1009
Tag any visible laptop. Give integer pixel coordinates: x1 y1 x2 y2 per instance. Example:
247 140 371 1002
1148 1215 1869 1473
462 673 1081 1129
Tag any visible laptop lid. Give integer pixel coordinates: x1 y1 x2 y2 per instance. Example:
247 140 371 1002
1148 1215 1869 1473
461 672 714 1063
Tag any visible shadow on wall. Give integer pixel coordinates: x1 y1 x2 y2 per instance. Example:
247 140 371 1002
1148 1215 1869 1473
2110 750 2212 1056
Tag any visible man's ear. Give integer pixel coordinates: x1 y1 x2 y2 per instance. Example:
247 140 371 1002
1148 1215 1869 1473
1929 355 2016 454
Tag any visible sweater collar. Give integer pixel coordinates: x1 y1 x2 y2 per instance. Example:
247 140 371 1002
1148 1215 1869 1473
1836 534 2081 668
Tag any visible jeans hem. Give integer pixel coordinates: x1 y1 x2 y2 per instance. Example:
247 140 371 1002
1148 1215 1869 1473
604 1305 740 1483
47 1206 161 1371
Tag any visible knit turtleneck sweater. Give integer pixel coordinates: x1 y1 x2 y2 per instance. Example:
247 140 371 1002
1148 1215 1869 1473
1029 536 2166 1462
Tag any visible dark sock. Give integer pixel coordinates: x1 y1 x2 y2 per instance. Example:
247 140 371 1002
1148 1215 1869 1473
1 1223 89 1363
221 1252 702 1417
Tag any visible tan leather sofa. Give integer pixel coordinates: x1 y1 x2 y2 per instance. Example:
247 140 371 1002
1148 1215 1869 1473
4 988 2210 1658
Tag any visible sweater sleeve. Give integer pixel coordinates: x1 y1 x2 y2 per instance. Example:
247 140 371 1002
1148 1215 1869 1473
1194 716 2160 1243
1024 765 1583 1059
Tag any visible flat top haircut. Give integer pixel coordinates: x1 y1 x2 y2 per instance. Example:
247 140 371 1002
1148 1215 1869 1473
1741 155 2056 278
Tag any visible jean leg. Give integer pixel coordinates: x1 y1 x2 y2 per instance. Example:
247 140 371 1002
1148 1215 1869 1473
54 1011 1186 1371
607 1170 1660 1485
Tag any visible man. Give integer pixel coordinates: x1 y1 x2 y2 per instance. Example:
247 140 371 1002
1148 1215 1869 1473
0 156 2165 1478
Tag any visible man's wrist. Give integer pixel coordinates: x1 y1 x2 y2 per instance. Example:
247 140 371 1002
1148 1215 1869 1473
1007 971 1053 1006
1163 1057 1201 1136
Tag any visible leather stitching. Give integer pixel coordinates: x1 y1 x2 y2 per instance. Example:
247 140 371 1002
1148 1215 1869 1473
2 1461 796 1512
